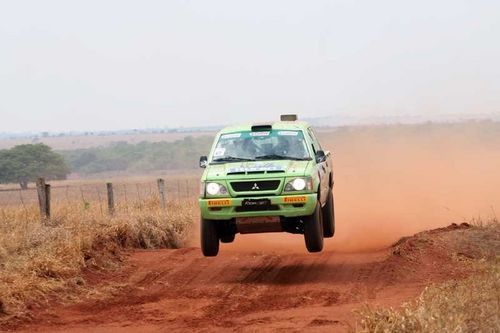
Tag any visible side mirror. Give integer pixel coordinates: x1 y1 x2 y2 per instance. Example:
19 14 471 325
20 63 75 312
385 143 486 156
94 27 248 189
315 150 326 163
199 156 208 168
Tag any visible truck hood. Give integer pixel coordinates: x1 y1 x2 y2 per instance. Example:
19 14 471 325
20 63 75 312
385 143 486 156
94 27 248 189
204 160 312 180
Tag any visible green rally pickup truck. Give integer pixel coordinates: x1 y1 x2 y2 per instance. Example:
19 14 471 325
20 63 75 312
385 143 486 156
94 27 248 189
198 115 335 256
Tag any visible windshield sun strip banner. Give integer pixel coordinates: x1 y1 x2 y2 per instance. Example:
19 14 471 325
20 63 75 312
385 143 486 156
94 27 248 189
219 130 301 140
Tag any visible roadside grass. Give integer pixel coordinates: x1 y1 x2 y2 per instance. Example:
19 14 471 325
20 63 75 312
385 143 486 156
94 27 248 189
0 197 195 322
356 219 500 333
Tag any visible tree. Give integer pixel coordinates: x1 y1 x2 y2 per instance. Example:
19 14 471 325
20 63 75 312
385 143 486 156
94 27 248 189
0 144 70 189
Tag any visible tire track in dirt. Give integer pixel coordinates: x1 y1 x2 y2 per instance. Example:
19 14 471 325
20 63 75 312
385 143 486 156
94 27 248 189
14 252 399 332
11 226 474 333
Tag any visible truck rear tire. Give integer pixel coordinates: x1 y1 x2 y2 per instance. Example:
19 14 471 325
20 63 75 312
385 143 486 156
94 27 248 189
201 218 219 257
322 190 335 238
304 203 324 252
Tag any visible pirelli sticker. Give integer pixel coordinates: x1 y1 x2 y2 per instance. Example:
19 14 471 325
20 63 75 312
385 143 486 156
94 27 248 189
207 199 232 207
283 196 307 204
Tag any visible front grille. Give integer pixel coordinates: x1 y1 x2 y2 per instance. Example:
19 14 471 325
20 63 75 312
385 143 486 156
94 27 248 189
230 180 280 192
235 193 276 198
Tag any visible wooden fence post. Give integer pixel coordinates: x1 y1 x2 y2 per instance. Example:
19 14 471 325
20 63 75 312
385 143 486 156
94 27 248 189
36 177 50 223
157 178 166 210
106 182 115 215
45 184 51 220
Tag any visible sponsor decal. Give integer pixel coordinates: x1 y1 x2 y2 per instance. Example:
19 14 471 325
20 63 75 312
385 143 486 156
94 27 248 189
221 133 242 139
227 162 284 174
207 199 231 207
213 147 226 157
283 196 307 203
250 131 270 137
278 131 299 136
227 167 247 173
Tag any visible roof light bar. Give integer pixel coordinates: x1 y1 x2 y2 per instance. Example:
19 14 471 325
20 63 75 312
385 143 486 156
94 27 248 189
280 114 298 121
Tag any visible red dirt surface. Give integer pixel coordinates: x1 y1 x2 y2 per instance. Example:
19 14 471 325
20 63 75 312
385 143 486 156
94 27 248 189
8 224 474 333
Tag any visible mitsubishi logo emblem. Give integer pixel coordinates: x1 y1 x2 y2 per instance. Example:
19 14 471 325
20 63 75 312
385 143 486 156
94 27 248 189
251 183 260 190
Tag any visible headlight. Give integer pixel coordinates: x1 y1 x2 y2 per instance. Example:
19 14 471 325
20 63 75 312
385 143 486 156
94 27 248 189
292 178 306 191
205 182 228 196
284 177 313 192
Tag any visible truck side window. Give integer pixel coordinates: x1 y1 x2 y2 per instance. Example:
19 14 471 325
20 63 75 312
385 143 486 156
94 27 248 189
307 128 321 154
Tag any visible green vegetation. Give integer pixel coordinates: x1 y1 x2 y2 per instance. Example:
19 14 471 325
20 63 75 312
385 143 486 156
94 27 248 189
61 136 213 175
0 144 70 189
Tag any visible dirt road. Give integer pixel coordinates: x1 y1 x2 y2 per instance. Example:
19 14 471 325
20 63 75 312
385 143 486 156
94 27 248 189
14 225 471 333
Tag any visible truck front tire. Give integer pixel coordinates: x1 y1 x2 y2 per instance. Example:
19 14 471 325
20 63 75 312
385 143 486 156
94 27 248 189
322 190 335 238
304 203 324 252
201 218 219 257
220 232 235 243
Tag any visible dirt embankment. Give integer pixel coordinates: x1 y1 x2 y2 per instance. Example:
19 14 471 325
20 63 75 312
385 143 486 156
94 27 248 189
6 223 496 333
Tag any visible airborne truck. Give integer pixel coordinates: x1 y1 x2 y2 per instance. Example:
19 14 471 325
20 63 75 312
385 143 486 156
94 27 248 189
198 115 334 256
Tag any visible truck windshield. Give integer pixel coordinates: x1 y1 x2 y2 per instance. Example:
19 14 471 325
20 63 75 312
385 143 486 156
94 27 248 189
211 130 311 163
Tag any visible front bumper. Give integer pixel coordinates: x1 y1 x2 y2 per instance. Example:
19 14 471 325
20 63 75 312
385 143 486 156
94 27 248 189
199 193 318 220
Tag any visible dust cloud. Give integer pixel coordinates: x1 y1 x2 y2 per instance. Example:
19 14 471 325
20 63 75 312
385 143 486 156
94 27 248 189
213 122 500 254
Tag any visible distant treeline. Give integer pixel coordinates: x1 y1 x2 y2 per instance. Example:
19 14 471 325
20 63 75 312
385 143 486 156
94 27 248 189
61 120 500 176
61 136 214 175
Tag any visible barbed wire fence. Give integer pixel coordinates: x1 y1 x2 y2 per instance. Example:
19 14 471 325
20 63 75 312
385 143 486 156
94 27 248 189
0 177 200 216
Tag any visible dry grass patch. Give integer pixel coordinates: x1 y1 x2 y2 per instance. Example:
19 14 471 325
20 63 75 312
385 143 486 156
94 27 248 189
0 197 195 321
357 220 500 333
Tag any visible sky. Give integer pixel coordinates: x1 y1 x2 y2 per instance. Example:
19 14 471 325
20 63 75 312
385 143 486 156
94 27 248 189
1 0 499 132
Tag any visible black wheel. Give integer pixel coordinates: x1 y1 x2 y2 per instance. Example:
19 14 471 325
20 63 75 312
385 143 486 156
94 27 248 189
303 203 324 253
322 190 335 238
220 232 235 243
201 218 219 257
